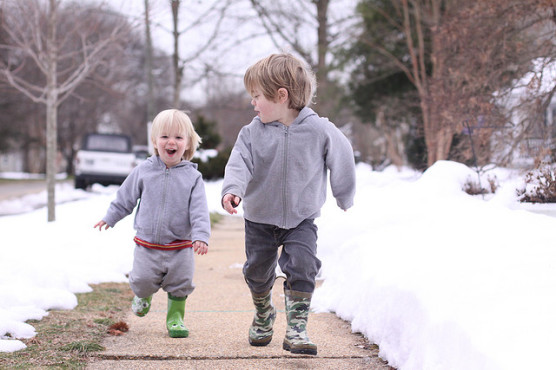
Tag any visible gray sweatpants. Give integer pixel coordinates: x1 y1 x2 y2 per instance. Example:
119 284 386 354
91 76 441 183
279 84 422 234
243 218 321 294
128 245 195 298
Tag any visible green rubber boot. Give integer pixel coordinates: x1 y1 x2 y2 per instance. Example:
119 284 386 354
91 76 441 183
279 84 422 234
166 294 189 338
248 290 276 346
282 289 317 355
131 295 152 317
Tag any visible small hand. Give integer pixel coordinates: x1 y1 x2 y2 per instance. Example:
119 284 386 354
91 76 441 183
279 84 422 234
222 193 241 215
193 241 208 255
94 220 111 231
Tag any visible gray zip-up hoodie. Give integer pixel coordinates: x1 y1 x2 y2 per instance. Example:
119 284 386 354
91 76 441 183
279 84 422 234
222 107 356 229
103 155 210 245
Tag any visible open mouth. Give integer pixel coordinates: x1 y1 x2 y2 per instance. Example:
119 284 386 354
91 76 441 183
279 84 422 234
166 149 177 155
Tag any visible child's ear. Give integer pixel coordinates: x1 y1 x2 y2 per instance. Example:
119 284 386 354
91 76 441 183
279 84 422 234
277 88 289 103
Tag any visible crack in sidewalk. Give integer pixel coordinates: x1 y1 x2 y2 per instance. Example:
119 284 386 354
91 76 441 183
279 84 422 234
93 354 373 361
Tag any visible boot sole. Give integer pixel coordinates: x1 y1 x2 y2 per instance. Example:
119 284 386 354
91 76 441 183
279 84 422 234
282 341 317 356
249 335 272 346
168 329 189 338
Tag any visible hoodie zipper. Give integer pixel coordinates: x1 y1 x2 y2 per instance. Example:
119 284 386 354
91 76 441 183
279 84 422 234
281 125 289 228
155 167 170 243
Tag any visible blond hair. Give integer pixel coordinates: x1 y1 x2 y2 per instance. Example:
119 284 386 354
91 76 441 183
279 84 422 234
244 53 316 110
150 109 201 161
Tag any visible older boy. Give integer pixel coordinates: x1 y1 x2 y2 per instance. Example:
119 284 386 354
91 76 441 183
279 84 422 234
222 53 356 355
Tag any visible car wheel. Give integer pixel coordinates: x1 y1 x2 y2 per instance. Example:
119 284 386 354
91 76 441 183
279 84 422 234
75 177 87 190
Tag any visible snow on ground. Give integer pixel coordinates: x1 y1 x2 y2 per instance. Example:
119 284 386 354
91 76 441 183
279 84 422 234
1 161 555 370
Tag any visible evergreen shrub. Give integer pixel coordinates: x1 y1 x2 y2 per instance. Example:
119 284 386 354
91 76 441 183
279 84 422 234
193 147 232 180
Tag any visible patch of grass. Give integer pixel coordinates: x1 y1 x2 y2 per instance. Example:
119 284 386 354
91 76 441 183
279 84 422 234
60 341 105 353
0 178 44 184
93 318 115 326
0 282 133 368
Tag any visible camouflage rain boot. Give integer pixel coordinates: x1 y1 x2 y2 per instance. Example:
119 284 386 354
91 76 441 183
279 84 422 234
131 295 152 317
282 289 317 355
166 294 189 338
249 290 276 346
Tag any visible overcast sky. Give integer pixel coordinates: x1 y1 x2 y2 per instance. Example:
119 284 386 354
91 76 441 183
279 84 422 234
98 0 287 103
98 0 358 104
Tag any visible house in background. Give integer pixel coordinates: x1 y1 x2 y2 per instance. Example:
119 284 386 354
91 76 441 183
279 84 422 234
0 151 24 173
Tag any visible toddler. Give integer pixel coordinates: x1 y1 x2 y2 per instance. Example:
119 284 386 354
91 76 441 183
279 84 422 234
95 109 210 338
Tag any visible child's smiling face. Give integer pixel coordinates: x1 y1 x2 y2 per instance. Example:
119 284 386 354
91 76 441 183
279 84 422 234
154 129 189 168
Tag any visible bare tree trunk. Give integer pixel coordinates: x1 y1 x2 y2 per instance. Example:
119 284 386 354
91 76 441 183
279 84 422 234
315 0 330 111
428 0 454 166
46 0 58 222
46 97 57 221
144 0 155 122
377 108 405 167
422 97 455 166
171 0 182 108
400 0 456 167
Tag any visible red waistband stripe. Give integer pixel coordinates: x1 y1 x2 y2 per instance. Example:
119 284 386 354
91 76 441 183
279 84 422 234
133 236 193 251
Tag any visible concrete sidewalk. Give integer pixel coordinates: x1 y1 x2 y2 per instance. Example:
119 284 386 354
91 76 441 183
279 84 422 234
88 216 392 369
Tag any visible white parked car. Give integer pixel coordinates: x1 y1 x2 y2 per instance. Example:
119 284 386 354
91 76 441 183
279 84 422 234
74 133 136 189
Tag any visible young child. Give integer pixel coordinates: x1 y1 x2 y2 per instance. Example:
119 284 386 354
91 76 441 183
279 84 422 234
94 109 210 338
221 53 356 355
